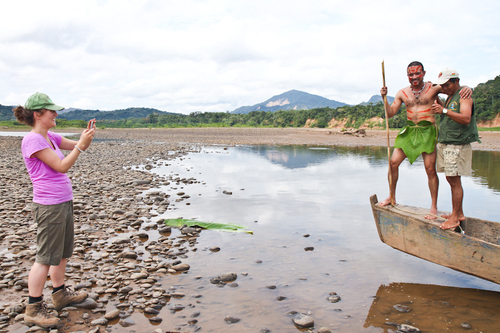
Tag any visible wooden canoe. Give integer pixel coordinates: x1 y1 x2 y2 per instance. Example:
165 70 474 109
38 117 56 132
370 194 500 284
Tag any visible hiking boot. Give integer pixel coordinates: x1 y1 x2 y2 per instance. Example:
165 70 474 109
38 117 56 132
52 286 88 310
24 301 60 328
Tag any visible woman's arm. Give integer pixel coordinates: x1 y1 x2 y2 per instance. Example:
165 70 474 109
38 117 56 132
33 146 82 173
34 128 95 173
59 137 79 150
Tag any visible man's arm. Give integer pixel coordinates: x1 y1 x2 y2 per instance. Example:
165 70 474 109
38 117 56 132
435 84 473 99
380 87 403 118
432 98 472 125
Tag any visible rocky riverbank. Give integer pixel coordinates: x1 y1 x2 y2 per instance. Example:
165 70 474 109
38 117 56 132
0 134 204 332
1 127 499 333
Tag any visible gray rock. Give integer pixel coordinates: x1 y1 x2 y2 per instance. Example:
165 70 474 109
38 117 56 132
224 316 240 324
220 272 237 282
393 304 411 313
91 318 109 326
327 295 341 303
119 317 136 327
75 281 93 290
397 324 421 332
73 298 98 309
144 307 159 315
149 316 162 323
171 263 190 271
130 273 148 280
292 313 314 328
104 309 120 320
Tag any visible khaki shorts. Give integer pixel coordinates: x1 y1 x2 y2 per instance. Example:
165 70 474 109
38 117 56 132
437 143 472 176
33 201 74 266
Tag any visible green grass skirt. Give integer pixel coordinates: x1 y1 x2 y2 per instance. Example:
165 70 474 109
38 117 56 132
394 120 437 164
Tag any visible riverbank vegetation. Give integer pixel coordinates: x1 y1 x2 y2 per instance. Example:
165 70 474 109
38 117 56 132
1 75 499 130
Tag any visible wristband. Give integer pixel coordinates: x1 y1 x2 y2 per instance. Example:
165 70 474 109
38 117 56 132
75 145 84 153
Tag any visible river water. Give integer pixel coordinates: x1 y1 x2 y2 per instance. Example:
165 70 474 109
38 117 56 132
140 145 500 332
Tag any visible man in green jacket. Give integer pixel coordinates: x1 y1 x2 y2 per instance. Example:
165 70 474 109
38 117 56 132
431 68 480 230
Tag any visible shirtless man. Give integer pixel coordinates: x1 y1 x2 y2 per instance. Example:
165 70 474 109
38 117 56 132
380 61 471 219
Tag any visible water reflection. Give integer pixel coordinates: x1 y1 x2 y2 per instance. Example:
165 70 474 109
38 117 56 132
146 145 500 332
246 145 390 169
245 145 500 194
364 282 500 332
472 150 500 193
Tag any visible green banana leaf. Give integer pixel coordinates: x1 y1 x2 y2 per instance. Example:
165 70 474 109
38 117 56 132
394 120 437 164
164 218 253 234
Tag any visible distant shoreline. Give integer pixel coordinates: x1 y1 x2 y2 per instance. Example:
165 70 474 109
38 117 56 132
5 127 495 151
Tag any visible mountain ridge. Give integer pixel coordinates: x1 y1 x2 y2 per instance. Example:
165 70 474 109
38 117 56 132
231 89 348 114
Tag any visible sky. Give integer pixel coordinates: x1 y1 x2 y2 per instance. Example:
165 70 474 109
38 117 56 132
1 0 499 114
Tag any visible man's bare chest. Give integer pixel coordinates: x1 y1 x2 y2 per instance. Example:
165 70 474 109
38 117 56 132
402 91 433 110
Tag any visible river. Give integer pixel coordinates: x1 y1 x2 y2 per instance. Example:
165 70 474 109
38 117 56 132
137 145 500 332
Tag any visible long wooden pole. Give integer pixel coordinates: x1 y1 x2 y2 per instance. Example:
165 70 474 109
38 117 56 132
381 61 394 205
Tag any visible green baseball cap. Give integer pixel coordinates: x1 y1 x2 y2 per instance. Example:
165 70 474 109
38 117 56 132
24 92 64 111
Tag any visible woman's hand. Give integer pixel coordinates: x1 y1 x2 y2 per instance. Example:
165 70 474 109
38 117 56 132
77 128 96 151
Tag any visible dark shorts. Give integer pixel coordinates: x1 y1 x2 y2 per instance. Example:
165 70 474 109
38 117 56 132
33 200 74 266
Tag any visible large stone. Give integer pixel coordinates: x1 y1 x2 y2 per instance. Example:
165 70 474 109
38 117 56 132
171 263 190 271
105 309 121 320
292 313 314 328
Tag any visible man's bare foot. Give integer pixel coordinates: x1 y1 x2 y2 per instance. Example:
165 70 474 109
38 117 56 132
425 208 438 220
441 214 465 221
379 197 395 207
439 218 461 230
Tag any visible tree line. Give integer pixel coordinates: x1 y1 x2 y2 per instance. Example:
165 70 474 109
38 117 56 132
1 75 499 129
95 103 407 129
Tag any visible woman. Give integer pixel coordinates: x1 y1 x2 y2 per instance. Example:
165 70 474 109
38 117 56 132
13 92 96 328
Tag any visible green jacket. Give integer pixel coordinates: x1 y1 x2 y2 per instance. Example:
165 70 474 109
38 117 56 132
438 88 480 145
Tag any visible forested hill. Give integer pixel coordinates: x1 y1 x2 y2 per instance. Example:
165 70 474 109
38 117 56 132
232 90 347 114
0 105 177 122
58 107 178 121
0 104 15 121
1 75 499 128
469 75 500 120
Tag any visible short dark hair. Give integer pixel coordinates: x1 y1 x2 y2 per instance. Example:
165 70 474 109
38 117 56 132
408 61 424 71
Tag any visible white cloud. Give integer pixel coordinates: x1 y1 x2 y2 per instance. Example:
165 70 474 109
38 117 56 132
1 0 499 113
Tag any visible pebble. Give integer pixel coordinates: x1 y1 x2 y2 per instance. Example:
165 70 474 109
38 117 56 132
393 304 411 313
171 263 190 271
397 323 421 332
224 316 240 324
292 313 314 328
461 322 472 329
104 309 120 320
0 130 423 333
91 318 109 326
